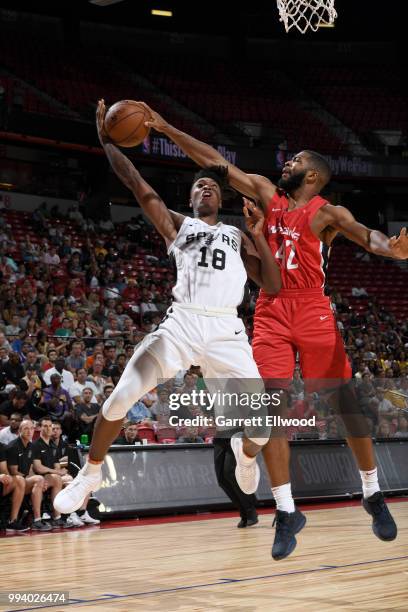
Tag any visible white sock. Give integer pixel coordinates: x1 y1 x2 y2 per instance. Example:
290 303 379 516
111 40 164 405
82 461 102 477
359 467 380 499
272 482 295 513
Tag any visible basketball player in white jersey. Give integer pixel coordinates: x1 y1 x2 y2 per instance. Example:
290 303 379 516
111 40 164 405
54 100 281 514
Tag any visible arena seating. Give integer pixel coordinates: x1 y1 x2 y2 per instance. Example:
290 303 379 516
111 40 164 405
115 52 346 153
0 32 212 140
296 66 408 138
329 241 408 319
0 75 60 118
3 207 407 322
1 27 407 153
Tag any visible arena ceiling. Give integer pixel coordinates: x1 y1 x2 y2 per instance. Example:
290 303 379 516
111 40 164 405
0 0 403 42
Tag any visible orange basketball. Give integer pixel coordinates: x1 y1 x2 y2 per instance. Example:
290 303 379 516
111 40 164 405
104 100 150 147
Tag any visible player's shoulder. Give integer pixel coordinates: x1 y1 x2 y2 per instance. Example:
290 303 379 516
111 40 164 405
222 222 242 236
265 188 289 212
169 210 187 231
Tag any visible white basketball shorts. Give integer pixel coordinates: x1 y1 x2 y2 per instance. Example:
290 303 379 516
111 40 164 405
141 302 261 380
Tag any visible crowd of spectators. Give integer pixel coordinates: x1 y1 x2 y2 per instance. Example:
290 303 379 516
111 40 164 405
0 202 407 532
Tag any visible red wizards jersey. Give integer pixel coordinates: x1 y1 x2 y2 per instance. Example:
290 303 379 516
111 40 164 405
262 191 330 292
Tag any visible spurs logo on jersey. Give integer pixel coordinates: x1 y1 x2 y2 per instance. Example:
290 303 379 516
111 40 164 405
168 217 247 307
263 192 331 291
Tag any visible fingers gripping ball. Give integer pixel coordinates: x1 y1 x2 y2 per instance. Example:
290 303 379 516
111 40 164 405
104 100 151 148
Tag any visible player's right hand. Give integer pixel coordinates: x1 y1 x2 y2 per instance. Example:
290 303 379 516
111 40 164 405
243 198 265 238
96 99 110 145
139 102 170 133
389 227 408 259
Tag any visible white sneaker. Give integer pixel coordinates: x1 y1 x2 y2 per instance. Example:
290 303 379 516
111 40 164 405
81 510 100 525
231 433 260 495
54 466 102 514
68 512 85 527
41 512 51 520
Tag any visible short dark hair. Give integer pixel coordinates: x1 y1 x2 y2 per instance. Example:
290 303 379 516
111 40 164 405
125 421 138 429
39 416 53 425
192 165 236 200
303 150 332 186
14 391 28 401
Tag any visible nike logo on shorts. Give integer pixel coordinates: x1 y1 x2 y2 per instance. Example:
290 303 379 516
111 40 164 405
235 330 242 335
320 315 329 321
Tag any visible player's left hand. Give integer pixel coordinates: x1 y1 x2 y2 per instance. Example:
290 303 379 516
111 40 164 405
139 102 171 133
389 227 408 259
96 99 111 145
243 198 265 238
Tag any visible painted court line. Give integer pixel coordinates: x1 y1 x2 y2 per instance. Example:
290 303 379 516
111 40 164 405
7 554 408 612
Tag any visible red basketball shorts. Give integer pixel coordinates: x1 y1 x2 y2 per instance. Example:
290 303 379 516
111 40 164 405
252 288 352 388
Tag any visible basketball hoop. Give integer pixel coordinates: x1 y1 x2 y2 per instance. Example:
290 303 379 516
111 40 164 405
276 0 337 34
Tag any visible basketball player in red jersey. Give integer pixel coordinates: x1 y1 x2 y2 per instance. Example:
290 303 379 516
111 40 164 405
143 104 408 560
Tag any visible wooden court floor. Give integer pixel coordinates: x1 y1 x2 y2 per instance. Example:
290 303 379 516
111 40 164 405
1 501 407 612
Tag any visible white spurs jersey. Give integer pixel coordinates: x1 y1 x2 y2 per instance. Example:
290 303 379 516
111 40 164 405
168 217 247 308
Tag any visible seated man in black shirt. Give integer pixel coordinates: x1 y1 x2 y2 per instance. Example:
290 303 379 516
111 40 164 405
75 388 101 442
0 441 29 532
51 421 69 470
114 421 139 445
6 420 52 531
32 416 73 529
51 421 99 527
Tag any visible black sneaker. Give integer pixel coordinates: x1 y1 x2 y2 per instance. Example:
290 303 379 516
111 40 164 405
246 511 259 527
237 512 258 528
51 517 74 529
272 508 306 560
6 520 30 534
32 520 52 532
362 491 397 541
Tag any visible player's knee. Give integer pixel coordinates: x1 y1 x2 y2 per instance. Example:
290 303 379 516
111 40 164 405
102 388 130 421
15 475 25 489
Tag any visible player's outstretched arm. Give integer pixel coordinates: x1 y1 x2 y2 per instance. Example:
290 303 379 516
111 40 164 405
241 199 281 293
142 103 276 207
96 100 183 245
325 205 408 259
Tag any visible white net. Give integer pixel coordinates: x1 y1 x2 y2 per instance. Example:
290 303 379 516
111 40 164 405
276 0 337 34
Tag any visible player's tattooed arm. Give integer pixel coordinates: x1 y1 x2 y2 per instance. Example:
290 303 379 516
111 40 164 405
96 100 184 244
141 102 276 208
323 204 408 260
241 199 281 293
